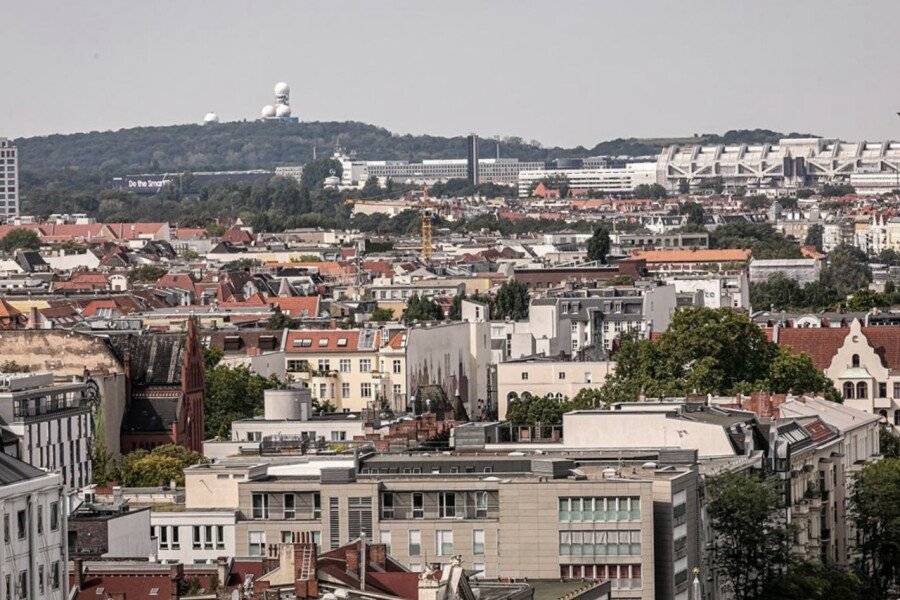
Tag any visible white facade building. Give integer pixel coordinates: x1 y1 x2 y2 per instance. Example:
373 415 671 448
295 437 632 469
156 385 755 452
0 138 19 219
0 373 94 491
517 163 658 197
0 453 68 600
150 509 237 564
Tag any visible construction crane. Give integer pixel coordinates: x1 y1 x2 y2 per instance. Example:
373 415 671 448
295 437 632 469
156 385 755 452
420 185 433 261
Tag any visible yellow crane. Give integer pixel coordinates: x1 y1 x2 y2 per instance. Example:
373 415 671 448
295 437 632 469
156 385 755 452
420 185 433 260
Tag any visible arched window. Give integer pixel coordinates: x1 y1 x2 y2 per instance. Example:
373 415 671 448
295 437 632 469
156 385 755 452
852 354 860 368
507 392 518 401
856 382 868 399
843 382 854 399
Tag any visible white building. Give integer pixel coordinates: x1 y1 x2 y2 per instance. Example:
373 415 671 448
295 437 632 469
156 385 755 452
0 373 94 491
150 509 237 564
0 453 68 600
517 163 658 197
0 138 19 219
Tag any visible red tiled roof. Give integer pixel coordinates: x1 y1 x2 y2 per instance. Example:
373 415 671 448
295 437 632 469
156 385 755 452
156 273 196 292
775 325 900 371
107 222 167 240
284 329 379 353
268 295 320 317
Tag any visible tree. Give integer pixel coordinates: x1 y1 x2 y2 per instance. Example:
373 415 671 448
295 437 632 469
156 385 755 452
267 306 296 329
0 229 41 252
707 471 792 600
765 347 840 399
505 393 568 426
804 224 824 252
762 561 862 600
494 280 530 321
820 245 872 298
203 347 223 369
359 176 382 198
448 293 466 320
821 183 855 197
850 458 900 599
401 295 444 322
568 388 605 410
845 289 889 312
711 222 801 259
117 444 207 487
205 365 281 438
877 249 900 267
370 306 395 321
633 183 667 199
586 225 611 263
880 426 900 459
128 264 168 283
679 202 706 226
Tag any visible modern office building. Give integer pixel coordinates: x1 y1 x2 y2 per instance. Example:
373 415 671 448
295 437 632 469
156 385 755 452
0 138 19 219
183 450 701 600
0 372 94 490
467 133 479 186
517 163 658 197
0 452 69 600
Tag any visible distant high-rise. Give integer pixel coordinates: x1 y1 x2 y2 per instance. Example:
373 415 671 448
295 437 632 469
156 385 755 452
466 133 479 186
0 138 18 219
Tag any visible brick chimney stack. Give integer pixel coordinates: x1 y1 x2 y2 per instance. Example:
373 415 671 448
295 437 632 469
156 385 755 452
345 547 359 576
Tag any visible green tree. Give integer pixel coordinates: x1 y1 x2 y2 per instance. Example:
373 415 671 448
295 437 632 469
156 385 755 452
401 294 444 322
586 225 611 263
804 224 824 252
205 365 281 438
707 471 792 600
0 229 41 252
820 245 872 298
117 444 207 487
850 458 900 599
359 176 381 198
370 306 395 321
493 280 530 321
568 388 605 410
448 293 466 320
680 202 706 226
880 427 900 459
765 347 839 399
845 289 889 311
633 183 667 199
128 264 168 283
877 249 900 267
300 158 342 191
762 561 862 600
203 347 223 369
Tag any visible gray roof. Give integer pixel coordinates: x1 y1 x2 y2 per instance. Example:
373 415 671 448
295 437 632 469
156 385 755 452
0 451 46 485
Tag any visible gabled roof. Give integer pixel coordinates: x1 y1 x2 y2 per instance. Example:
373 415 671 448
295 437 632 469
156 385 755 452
776 325 900 371
267 295 320 317
284 329 380 353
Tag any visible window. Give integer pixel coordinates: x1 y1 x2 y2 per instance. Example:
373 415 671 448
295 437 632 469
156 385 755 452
360 359 372 373
558 371 566 380
50 502 59 531
159 525 169 549
252 493 269 519
171 526 180 550
341 382 350 397
17 570 27 600
475 491 488 518
412 493 424 519
844 382 854 399
381 493 394 519
521 372 529 381
282 531 295 543
857 382 868 399
558 497 640 522
436 530 453 556
313 493 321 519
392 359 402 374
35 506 43 535
331 431 347 441
216 525 224 550
340 359 351 373
473 529 485 555
894 382 900 399
361 383 372 398
317 359 331 372
284 494 296 519
4 575 9 600
3 513 9 543
318 338 328 347
380 530 392 554
879 382 888 398
16 510 26 540
193 526 201 549
204 525 214 549
249 531 265 556
409 530 421 556
439 492 456 518
852 354 860 368
38 566 44 595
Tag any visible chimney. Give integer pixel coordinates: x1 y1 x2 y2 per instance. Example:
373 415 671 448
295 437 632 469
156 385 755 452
293 535 319 599
368 543 386 569
345 547 359 577
73 558 85 590
216 557 230 593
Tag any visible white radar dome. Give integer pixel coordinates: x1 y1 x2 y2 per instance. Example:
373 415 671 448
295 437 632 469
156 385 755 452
275 104 292 118
274 82 290 96
203 112 219 124
261 105 276 118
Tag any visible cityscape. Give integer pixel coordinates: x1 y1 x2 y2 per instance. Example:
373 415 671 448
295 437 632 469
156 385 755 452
2 3 900 600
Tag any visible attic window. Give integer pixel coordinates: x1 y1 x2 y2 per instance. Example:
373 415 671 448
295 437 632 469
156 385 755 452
96 589 105 596
337 338 348 347
318 338 329 347
223 336 242 351
259 335 277 350
293 338 312 348
149 589 160 597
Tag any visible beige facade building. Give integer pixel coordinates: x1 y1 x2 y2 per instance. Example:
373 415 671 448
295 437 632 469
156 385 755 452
183 451 701 600
497 359 615 420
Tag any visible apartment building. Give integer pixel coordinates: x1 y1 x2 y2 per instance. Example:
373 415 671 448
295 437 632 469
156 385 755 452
0 372 94 490
283 329 407 412
0 452 68 600
497 359 615 420
0 138 18 218
182 451 701 600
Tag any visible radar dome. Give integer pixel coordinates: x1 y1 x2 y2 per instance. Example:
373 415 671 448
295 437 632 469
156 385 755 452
274 82 290 96
203 112 219 124
261 105 276 118
275 104 292 118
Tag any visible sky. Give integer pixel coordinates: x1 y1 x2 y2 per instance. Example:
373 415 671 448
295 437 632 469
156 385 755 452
3 0 900 147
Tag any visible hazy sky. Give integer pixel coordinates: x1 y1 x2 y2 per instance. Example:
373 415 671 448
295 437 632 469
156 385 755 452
3 0 900 147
